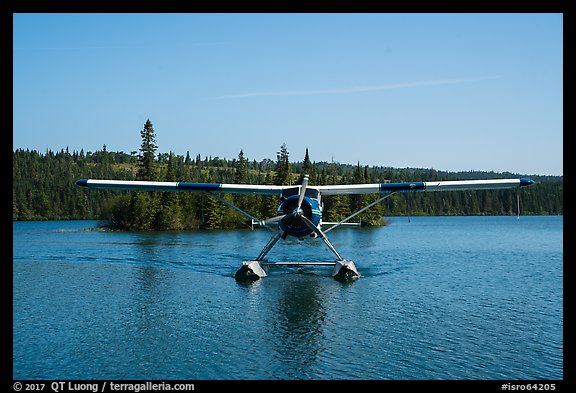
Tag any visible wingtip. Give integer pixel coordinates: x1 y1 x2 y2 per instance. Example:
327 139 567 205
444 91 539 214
519 178 535 187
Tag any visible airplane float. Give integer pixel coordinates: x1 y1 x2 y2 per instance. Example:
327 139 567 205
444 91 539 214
76 176 535 281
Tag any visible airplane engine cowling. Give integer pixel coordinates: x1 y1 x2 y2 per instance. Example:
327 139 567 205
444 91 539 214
278 195 322 238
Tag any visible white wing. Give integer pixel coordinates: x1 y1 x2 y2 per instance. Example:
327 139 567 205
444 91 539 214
315 178 535 195
76 178 534 195
76 179 285 195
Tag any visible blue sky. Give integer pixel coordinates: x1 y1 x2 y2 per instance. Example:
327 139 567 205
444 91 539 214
13 13 563 175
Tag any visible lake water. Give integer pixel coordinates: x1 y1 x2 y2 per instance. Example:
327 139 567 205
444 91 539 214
12 216 563 380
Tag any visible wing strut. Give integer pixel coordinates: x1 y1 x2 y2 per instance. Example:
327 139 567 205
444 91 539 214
206 192 274 232
324 192 397 233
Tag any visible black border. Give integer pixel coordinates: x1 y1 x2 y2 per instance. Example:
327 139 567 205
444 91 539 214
5 1 572 391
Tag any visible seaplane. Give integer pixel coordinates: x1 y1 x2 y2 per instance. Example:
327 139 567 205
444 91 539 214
76 175 535 281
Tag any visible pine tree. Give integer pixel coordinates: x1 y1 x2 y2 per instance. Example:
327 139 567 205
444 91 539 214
325 194 350 222
360 165 384 225
261 172 279 218
274 143 291 186
155 152 183 230
234 149 248 183
102 119 160 230
349 162 365 214
137 119 158 181
298 148 313 184
233 149 254 216
204 194 224 229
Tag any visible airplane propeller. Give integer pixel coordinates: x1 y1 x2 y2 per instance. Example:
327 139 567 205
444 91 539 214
261 175 309 227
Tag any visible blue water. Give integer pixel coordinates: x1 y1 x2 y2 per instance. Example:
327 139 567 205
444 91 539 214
12 216 563 380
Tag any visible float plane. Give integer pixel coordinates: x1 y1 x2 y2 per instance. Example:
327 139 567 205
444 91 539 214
76 176 535 281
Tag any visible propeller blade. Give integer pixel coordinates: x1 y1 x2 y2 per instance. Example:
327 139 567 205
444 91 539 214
297 175 309 209
300 214 323 238
263 214 287 226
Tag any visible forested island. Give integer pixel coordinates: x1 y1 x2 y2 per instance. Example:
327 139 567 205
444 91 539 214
13 120 563 231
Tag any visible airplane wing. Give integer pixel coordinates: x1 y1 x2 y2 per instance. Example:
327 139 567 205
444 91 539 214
76 178 534 195
75 179 285 195
315 178 535 195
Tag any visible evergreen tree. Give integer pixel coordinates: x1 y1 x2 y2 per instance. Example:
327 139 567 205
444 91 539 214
137 119 158 181
349 162 365 213
134 119 160 229
101 119 160 230
101 193 134 230
233 149 256 217
274 143 292 185
324 194 350 222
204 194 224 229
298 148 313 184
261 172 279 218
155 152 183 230
360 166 384 225
318 168 328 186
234 149 248 183
131 192 158 230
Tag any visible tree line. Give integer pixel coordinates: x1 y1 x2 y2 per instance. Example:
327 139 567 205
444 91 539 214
13 120 563 230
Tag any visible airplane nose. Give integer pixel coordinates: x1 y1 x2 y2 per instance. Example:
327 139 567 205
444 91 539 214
292 207 304 217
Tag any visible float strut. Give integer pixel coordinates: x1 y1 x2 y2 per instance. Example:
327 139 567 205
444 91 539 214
235 231 283 280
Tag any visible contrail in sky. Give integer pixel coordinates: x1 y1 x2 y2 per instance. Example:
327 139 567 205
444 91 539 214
215 76 501 99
